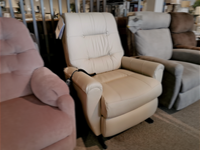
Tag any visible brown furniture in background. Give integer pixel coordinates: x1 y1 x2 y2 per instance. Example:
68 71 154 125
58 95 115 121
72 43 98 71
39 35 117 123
169 12 200 50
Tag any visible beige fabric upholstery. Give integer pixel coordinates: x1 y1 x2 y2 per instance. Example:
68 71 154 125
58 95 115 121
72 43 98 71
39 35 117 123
64 66 162 137
63 13 163 137
93 69 161 118
62 13 124 74
64 67 103 136
122 56 164 82
101 99 157 137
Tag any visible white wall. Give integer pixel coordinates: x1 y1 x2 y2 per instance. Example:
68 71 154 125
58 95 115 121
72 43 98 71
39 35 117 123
146 0 155 11
146 0 165 12
154 0 164 12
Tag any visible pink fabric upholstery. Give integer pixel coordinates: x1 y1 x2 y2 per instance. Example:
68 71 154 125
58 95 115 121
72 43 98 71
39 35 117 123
0 17 43 102
31 67 70 107
0 18 76 150
1 95 75 150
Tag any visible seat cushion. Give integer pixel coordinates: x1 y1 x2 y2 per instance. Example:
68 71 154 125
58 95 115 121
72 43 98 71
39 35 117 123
93 69 161 118
1 95 73 150
171 61 200 93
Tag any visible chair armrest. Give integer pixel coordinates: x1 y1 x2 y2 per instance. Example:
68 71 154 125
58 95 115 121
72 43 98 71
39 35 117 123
138 56 184 76
121 56 165 82
57 94 75 119
64 67 103 136
137 56 184 109
172 49 200 65
31 67 70 107
174 45 200 51
64 67 102 94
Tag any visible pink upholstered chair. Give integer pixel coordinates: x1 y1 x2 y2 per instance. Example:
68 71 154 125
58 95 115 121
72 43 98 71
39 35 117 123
0 17 76 150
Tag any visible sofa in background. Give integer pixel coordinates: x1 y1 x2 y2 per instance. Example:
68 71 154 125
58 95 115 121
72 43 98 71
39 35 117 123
130 12 200 110
0 17 76 150
62 13 164 148
169 12 200 50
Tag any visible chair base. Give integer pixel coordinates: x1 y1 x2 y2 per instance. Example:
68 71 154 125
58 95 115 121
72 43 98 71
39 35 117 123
98 135 107 149
97 118 154 149
101 99 158 137
174 85 200 110
145 118 154 124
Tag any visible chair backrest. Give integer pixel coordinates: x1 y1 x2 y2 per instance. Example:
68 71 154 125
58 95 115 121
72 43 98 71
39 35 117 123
133 12 173 60
62 13 124 74
169 12 196 47
0 17 43 102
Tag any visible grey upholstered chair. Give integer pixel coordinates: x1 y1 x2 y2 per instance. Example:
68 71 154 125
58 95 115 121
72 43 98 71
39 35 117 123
128 12 200 110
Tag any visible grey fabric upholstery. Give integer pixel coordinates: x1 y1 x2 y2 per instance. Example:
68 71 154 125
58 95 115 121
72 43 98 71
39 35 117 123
135 29 173 60
127 16 143 33
133 12 200 110
171 61 200 93
174 86 200 110
134 12 171 30
138 56 183 108
172 49 200 65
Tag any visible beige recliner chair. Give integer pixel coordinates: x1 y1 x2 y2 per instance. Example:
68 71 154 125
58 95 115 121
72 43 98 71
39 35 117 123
62 13 164 148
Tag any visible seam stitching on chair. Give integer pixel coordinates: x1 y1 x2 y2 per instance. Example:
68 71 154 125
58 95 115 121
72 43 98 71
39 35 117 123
128 75 156 87
66 32 118 38
86 87 102 95
105 85 159 104
78 13 90 60
102 13 114 69
100 71 129 83
70 51 122 62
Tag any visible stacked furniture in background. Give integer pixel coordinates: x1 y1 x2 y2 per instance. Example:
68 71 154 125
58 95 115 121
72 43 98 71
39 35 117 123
0 18 76 150
169 12 200 50
62 13 164 148
130 12 200 110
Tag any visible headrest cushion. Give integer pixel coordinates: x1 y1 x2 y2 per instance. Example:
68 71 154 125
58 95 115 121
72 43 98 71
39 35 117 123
169 12 193 33
134 12 171 30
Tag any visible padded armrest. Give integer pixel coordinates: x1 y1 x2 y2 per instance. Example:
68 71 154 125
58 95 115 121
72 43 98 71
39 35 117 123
64 67 102 136
64 67 102 94
172 49 200 65
121 56 164 82
174 45 200 51
138 56 184 76
57 94 75 118
31 67 70 107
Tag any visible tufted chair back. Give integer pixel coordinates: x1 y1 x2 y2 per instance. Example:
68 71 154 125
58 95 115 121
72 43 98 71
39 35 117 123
0 18 44 102
62 13 124 74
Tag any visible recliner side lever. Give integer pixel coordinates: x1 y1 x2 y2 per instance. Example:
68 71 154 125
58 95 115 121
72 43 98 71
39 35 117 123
66 69 96 86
